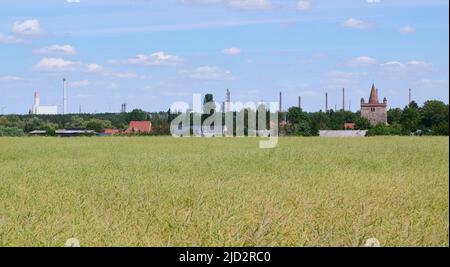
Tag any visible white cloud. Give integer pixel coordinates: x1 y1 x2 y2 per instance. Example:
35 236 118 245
179 0 271 10
71 80 90 88
344 56 377 67
381 61 404 68
227 0 271 10
343 18 372 30
112 72 151 80
12 19 41 35
35 44 76 56
66 0 81 3
296 1 311 11
400 25 415 34
406 60 432 67
416 79 449 90
86 63 103 72
114 51 181 66
366 0 381 3
0 19 43 44
0 76 24 82
222 47 242 55
381 60 431 68
380 60 433 73
0 34 24 44
178 0 222 4
35 57 80 71
185 65 233 80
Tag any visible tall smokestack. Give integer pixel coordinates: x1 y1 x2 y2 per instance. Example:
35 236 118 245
298 96 302 110
325 92 328 113
279 91 282 112
226 89 231 112
34 91 40 107
63 78 68 115
342 88 345 111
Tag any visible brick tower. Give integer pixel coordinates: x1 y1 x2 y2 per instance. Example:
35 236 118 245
360 83 388 126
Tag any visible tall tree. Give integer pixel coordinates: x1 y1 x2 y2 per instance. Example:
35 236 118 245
127 109 149 122
400 103 421 134
388 108 403 124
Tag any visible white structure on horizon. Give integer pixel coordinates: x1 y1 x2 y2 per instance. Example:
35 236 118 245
63 78 68 115
319 130 367 137
31 92 58 115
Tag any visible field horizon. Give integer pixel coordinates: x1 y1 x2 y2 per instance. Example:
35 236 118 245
0 136 448 247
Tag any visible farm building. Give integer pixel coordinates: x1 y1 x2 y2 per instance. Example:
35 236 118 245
125 121 152 134
319 130 367 137
29 130 47 136
55 129 95 137
344 123 356 130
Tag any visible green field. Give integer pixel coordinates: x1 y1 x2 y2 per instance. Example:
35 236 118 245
0 137 448 247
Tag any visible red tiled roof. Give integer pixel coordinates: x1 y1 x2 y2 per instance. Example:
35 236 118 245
125 121 152 133
368 83 379 104
344 123 356 130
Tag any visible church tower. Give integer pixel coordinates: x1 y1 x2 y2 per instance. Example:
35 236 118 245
360 83 388 126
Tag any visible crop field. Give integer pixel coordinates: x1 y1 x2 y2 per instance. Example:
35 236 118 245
0 137 448 247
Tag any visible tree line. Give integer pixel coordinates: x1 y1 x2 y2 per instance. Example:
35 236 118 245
282 100 448 136
0 97 448 137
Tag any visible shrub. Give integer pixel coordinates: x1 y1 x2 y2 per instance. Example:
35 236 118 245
367 123 402 136
0 126 25 137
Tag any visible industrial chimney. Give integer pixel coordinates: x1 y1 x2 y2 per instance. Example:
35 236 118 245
279 91 282 112
298 96 302 110
342 88 345 112
325 92 328 113
63 78 68 115
225 89 231 113
33 91 40 114
34 92 40 107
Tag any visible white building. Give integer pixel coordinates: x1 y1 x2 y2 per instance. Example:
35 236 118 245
31 92 58 115
319 130 368 137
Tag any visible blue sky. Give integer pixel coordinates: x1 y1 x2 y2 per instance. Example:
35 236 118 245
0 0 448 114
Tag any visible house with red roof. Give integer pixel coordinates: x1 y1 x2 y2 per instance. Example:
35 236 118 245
125 121 152 134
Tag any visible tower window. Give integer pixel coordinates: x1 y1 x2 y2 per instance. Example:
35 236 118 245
371 108 376 112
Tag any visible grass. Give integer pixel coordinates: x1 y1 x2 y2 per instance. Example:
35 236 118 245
0 136 448 247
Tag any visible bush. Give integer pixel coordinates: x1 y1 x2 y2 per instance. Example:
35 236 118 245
0 126 25 137
367 123 402 136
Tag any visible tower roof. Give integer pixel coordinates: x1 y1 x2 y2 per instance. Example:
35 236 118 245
368 83 379 104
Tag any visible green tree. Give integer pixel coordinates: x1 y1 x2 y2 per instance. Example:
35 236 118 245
388 108 403 124
309 112 330 134
24 117 45 132
286 107 313 136
127 109 149 122
355 117 372 130
86 119 113 132
0 126 25 136
400 103 421 135
367 123 402 136
67 116 87 129
420 100 449 135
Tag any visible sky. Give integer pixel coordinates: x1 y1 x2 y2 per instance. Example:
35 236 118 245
0 0 448 114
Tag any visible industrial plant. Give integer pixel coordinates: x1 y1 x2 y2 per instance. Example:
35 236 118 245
30 78 68 115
